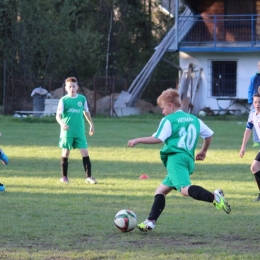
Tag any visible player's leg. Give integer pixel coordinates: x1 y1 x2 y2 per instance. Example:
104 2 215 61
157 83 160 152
80 148 97 184
185 185 230 214
182 185 214 202
180 153 231 214
71 136 97 184
0 148 8 165
58 137 72 183
0 183 5 192
137 184 172 232
0 136 6 191
250 152 260 201
138 154 182 232
60 148 70 183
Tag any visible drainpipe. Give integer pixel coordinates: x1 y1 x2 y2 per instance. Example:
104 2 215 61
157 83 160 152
175 0 179 50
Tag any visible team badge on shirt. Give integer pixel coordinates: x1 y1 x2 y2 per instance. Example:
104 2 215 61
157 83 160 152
78 102 82 107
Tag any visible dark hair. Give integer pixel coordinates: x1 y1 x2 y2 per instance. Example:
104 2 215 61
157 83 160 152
253 93 260 98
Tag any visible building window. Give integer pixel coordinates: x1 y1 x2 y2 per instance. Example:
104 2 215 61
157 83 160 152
225 0 255 15
210 60 237 97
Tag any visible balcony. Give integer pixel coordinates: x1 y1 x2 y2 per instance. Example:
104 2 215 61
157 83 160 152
178 14 260 52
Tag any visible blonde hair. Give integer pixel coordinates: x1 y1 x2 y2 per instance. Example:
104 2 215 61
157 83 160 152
157 88 181 108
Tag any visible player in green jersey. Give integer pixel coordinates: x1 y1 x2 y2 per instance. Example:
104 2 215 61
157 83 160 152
128 88 231 232
56 77 97 184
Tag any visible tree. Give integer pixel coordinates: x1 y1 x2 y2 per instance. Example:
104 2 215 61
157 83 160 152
0 0 180 111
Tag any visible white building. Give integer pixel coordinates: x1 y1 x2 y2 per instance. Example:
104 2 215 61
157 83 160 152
117 0 260 115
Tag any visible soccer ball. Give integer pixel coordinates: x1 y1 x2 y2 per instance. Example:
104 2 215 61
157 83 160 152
114 209 137 232
199 110 206 117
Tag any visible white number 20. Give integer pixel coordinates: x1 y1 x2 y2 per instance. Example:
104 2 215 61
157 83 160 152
177 124 197 150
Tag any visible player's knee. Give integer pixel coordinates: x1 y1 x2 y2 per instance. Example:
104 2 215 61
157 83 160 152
251 165 259 173
180 186 190 196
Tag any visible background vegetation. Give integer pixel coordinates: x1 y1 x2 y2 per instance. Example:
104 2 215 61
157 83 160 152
0 0 180 109
0 115 259 259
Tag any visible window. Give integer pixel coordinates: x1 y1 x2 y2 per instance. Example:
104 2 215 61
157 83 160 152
211 60 237 97
225 0 255 15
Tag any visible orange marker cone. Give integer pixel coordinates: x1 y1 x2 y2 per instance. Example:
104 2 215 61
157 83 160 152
139 174 149 179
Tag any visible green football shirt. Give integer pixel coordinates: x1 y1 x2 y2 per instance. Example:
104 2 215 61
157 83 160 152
57 94 88 138
153 110 205 166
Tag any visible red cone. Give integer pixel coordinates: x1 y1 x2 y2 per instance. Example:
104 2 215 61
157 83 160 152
139 174 149 179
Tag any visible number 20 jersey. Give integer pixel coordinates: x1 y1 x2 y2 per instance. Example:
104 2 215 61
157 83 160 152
153 110 214 163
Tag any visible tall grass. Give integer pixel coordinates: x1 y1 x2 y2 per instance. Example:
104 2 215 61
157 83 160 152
0 114 259 260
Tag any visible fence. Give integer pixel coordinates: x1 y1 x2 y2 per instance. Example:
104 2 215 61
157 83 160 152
2 76 177 115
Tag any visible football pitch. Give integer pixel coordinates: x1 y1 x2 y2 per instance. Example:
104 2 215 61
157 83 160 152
0 115 259 260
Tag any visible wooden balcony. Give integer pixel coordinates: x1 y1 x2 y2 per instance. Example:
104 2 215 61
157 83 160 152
178 14 260 51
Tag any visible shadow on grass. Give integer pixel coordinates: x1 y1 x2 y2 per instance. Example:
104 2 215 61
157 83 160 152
1 157 254 182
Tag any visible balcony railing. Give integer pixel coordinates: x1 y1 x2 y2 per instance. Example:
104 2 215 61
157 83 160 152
179 14 260 48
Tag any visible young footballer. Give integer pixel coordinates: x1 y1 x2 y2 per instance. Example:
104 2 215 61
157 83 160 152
0 132 9 192
240 93 260 201
56 77 97 184
247 61 260 147
128 88 231 232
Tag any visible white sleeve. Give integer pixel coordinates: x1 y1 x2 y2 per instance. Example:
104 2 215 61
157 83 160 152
152 119 172 142
199 119 214 138
84 100 89 112
56 99 64 115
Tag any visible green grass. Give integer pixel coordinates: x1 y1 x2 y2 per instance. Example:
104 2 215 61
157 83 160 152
0 114 259 260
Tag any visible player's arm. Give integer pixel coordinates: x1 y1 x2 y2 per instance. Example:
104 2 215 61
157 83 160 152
128 118 169 147
239 128 252 158
128 136 162 147
248 76 254 105
196 136 212 161
55 100 68 130
83 111 94 136
195 119 214 161
82 99 94 136
240 117 254 157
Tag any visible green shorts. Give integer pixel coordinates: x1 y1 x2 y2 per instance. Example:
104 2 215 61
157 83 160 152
162 153 194 192
58 136 88 150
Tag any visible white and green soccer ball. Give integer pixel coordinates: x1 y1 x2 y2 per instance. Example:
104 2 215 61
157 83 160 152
114 209 137 232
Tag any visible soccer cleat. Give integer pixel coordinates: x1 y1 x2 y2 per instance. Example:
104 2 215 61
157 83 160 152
213 189 231 214
0 183 5 192
252 142 260 147
85 177 98 184
60 177 69 183
0 149 8 165
137 219 156 232
254 193 260 202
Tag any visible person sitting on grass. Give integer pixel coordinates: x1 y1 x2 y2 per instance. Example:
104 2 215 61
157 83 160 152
128 88 231 232
240 93 260 201
56 77 97 184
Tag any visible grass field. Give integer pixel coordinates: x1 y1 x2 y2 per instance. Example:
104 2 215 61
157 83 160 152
0 114 259 260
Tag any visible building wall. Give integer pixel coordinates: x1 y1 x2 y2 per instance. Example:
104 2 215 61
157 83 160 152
179 52 257 114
